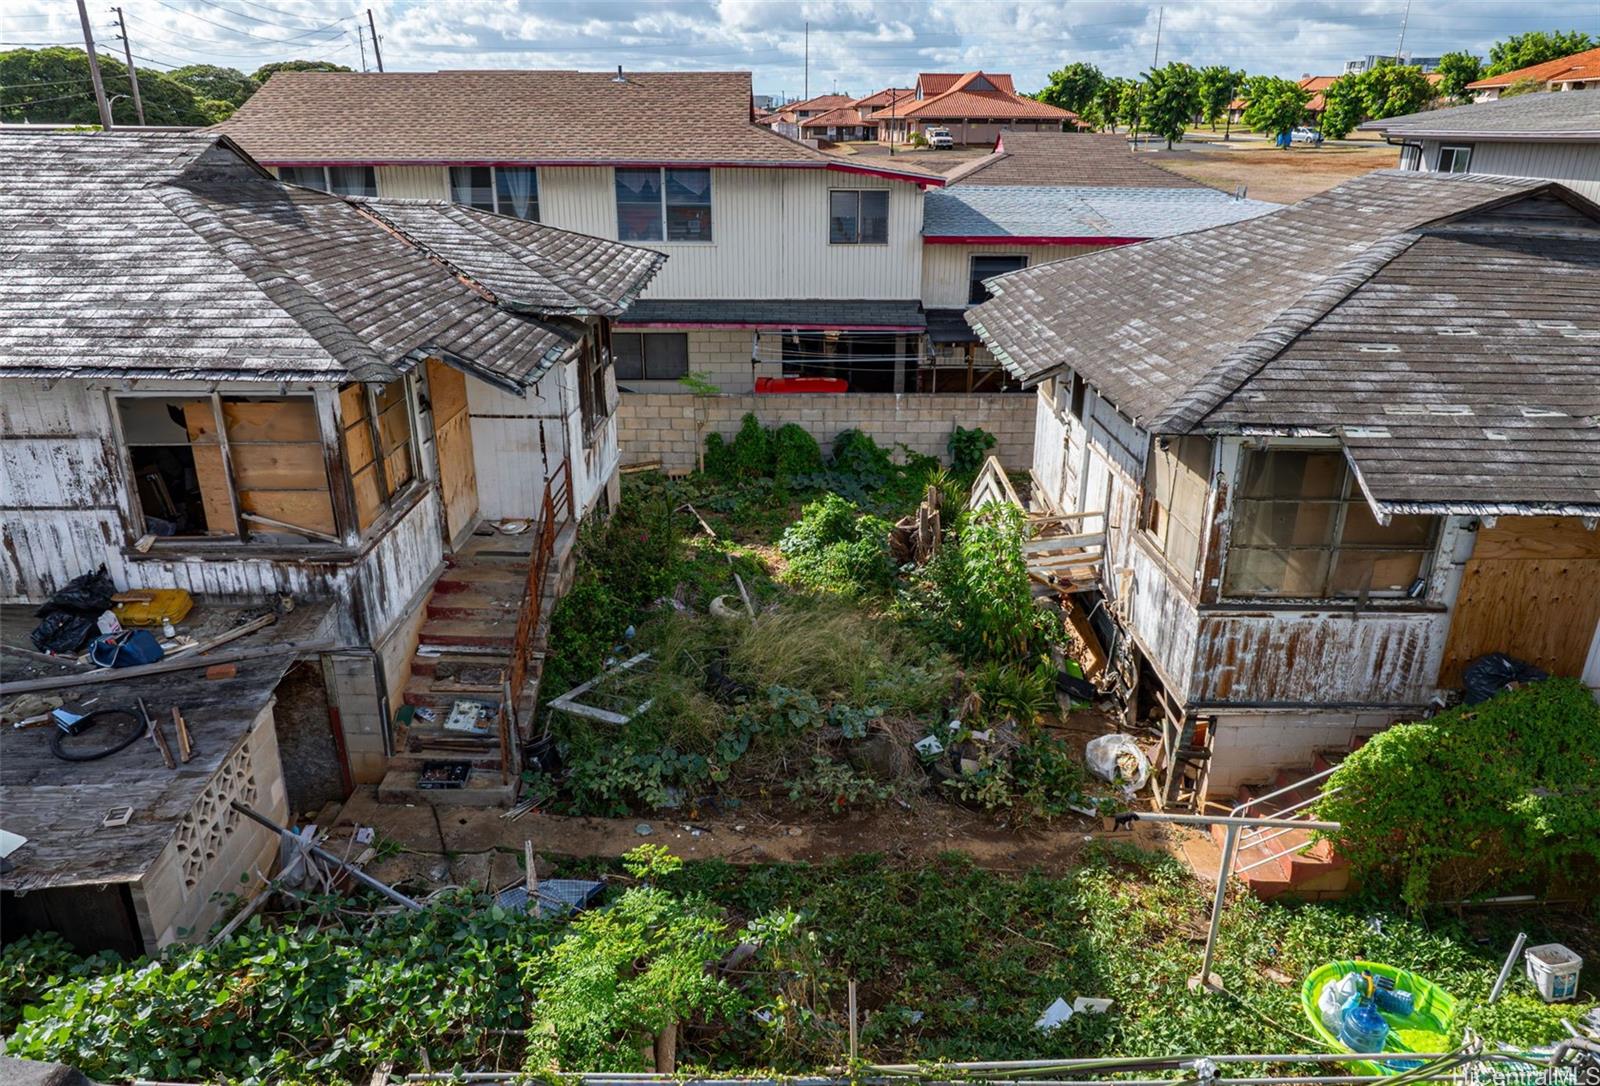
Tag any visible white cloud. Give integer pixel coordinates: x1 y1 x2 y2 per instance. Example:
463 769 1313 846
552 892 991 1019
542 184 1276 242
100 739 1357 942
3 0 1595 94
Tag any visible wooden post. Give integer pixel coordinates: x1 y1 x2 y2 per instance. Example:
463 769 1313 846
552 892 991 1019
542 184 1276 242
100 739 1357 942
111 8 145 125
171 706 193 762
524 840 537 899
75 0 113 129
652 1022 677 1073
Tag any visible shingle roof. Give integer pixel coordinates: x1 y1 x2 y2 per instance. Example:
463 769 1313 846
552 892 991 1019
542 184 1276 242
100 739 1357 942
219 69 942 185
968 170 1600 513
1359 89 1600 139
1467 46 1600 90
0 131 664 390
616 299 924 329
923 185 1278 240
946 131 1207 188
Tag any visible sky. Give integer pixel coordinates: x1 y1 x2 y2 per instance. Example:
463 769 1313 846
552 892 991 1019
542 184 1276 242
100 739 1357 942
5 0 1598 100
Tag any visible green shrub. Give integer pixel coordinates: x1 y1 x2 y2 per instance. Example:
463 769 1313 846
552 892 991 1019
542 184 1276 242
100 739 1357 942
731 413 773 476
778 495 893 597
772 422 823 478
909 503 1056 663
947 425 997 473
830 428 894 488
969 659 1057 727
0 933 116 1035
704 431 735 480
1319 679 1600 909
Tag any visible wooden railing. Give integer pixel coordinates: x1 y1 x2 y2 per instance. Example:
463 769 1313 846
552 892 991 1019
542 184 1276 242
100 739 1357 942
503 458 575 774
968 455 1106 593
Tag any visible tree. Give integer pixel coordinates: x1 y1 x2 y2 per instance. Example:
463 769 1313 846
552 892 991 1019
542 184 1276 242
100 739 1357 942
1116 77 1143 131
1318 75 1367 140
1088 78 1125 131
1 46 213 126
1363 64 1436 119
1500 76 1547 98
1197 65 1245 130
1139 62 1201 149
1435 51 1483 100
251 59 353 82
1485 30 1594 76
1038 61 1104 115
168 64 258 107
1240 75 1311 144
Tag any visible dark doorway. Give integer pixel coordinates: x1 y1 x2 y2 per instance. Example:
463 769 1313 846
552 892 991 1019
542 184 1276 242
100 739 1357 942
780 331 911 392
272 660 348 817
2 883 144 958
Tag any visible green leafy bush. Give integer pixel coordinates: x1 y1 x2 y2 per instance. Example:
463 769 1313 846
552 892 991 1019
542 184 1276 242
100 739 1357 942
772 422 823 478
969 659 1057 727
947 425 997 473
1319 679 1600 909
831 428 894 489
778 494 894 597
704 431 735 480
731 413 773 476
0 933 116 1035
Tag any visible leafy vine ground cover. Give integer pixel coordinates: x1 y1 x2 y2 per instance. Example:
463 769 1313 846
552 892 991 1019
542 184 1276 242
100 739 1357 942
4 846 1594 1084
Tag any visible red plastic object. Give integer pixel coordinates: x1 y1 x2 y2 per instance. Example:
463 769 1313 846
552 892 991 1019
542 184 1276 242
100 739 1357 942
755 376 848 394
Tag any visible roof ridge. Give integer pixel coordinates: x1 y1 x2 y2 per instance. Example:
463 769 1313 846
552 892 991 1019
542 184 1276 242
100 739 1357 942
155 184 398 383
1159 231 1424 433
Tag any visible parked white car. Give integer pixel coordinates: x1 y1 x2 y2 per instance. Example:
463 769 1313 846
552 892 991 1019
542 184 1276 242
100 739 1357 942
1292 126 1324 145
925 126 955 149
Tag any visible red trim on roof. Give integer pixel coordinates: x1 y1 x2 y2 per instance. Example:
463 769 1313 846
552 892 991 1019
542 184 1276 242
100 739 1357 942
922 235 1142 246
265 158 944 186
614 320 926 332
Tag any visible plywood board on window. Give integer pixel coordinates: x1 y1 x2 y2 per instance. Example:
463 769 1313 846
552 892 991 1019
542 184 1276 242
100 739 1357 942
1438 519 1600 685
182 401 234 534
228 442 328 492
239 488 336 538
427 358 469 427
220 399 320 443
435 406 478 544
351 466 383 532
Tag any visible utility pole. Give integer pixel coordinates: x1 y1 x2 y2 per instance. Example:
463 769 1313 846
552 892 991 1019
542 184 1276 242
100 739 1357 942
803 21 809 100
1152 4 1164 68
1394 0 1412 64
356 24 368 72
75 0 113 128
111 7 145 126
367 8 384 72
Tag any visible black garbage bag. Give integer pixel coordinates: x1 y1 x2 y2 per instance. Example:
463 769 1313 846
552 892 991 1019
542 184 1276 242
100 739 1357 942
29 565 117 655
30 611 97 654
1462 653 1547 705
33 565 116 618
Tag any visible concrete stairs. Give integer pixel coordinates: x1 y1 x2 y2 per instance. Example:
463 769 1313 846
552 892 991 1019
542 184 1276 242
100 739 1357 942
376 521 579 808
1209 739 1365 902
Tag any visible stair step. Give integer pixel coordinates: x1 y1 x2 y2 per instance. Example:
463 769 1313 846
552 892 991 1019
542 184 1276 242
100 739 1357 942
416 618 516 649
427 590 523 622
434 565 527 593
376 765 517 807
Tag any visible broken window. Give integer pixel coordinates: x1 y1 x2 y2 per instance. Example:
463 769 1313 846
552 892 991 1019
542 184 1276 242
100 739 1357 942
1224 449 1439 600
116 396 336 543
340 379 417 533
1141 436 1211 576
576 335 610 443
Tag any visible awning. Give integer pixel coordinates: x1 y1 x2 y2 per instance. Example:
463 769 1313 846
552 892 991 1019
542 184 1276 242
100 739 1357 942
616 299 925 331
925 308 982 344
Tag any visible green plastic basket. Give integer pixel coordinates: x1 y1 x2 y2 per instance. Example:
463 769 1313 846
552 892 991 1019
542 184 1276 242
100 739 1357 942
1300 960 1457 1076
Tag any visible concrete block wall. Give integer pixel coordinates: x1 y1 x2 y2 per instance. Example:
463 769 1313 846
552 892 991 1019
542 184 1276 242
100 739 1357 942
327 652 388 785
617 391 1037 473
1206 708 1400 796
618 328 753 394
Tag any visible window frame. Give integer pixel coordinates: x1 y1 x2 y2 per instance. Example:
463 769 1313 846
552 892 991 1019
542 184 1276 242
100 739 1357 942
614 166 714 244
828 189 891 245
113 391 343 547
1436 144 1472 174
1140 436 1212 579
612 331 691 382
340 377 422 538
968 254 1029 304
575 329 612 443
276 165 378 196
1222 447 1441 602
447 165 540 220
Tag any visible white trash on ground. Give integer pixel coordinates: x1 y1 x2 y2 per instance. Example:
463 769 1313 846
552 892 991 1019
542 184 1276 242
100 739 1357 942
1085 733 1151 794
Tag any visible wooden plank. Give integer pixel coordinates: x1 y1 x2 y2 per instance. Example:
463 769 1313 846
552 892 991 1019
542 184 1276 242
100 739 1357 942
352 466 383 531
426 358 469 427
220 400 321 443
1438 553 1600 686
1062 595 1106 678
1469 517 1600 561
182 401 234 534
435 407 479 543
238 489 337 537
228 442 328 491
1023 532 1105 553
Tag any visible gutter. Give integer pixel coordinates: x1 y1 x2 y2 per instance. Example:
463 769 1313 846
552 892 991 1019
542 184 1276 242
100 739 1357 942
923 234 1144 245
260 157 945 186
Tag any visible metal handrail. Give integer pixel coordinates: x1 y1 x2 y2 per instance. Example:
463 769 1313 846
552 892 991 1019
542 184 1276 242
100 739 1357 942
1230 762 1338 818
1239 785 1343 847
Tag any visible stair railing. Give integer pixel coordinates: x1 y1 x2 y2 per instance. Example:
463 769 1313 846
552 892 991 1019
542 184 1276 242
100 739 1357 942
1229 763 1343 876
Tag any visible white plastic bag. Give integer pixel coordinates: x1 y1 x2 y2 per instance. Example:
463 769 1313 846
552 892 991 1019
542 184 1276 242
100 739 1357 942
1085 734 1151 794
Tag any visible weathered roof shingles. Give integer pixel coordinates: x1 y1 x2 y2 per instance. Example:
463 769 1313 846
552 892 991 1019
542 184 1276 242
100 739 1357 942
947 131 1207 188
0 131 664 390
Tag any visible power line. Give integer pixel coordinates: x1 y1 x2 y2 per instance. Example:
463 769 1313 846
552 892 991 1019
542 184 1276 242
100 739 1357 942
146 0 350 46
3 89 97 110
187 0 357 34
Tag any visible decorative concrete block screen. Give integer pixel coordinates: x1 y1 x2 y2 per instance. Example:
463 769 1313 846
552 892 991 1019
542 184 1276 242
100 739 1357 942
618 392 1037 474
174 741 258 891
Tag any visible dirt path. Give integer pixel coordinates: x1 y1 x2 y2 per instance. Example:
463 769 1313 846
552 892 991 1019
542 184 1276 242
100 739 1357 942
336 787 1195 894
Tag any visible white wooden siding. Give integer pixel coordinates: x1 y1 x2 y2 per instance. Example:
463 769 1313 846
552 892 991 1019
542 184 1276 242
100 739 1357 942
464 372 568 521
1412 139 1600 201
377 166 450 200
921 243 1112 308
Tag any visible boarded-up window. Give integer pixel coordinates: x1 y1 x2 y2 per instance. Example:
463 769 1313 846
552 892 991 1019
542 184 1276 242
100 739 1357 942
1224 449 1439 600
116 395 335 543
340 379 417 533
1142 436 1211 576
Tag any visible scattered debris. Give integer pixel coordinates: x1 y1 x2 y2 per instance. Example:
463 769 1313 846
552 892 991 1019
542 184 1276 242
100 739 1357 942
493 877 605 919
101 806 133 828
635 823 654 836
1035 996 1074 1031
546 652 656 725
1074 996 1114 1014
1085 733 1151 794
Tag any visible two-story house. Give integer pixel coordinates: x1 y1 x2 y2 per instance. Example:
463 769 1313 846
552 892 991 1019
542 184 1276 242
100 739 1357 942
969 169 1600 805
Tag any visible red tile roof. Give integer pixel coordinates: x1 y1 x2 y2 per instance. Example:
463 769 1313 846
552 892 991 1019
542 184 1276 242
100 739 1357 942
852 87 914 110
218 70 942 183
871 72 1072 122
1467 46 1600 89
919 72 1016 96
800 106 876 130
786 93 855 114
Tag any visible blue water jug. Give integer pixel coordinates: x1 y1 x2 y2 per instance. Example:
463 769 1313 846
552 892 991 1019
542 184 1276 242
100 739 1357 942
1338 978 1390 1055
